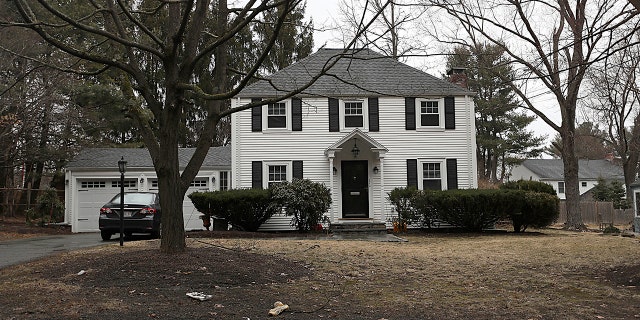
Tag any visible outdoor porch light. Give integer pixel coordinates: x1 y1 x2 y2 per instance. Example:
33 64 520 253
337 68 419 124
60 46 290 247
351 138 360 158
333 167 337 175
373 166 379 174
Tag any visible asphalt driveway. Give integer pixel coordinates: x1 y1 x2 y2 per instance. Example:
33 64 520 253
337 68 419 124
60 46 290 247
0 233 105 269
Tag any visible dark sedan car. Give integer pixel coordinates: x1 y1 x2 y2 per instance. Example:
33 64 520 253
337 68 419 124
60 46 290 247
98 192 161 241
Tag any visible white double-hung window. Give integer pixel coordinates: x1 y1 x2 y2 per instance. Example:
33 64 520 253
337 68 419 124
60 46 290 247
417 98 444 129
418 160 446 190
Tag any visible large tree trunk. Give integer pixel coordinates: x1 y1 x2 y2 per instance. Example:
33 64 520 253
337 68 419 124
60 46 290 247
561 128 585 230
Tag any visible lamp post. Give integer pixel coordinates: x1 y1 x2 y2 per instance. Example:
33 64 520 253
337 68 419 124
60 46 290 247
118 156 127 247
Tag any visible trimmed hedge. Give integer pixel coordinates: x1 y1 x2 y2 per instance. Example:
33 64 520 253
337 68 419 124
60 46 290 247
501 179 557 195
396 187 559 232
188 189 277 231
511 191 559 232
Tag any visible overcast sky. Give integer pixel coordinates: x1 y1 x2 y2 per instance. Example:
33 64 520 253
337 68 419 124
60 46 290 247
303 0 558 153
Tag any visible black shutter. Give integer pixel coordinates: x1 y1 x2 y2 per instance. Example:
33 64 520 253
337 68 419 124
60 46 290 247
446 159 458 190
293 160 303 179
445 96 455 129
251 161 263 189
407 159 418 188
368 97 379 132
329 98 339 132
251 98 262 132
292 98 302 131
405 97 416 130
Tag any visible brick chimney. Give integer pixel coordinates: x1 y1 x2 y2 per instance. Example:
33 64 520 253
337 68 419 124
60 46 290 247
604 152 614 162
447 67 468 89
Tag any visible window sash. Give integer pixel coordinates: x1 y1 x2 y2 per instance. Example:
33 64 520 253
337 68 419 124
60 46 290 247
219 171 229 191
421 162 442 190
558 182 565 194
420 100 440 126
344 101 364 128
268 165 287 188
267 102 287 128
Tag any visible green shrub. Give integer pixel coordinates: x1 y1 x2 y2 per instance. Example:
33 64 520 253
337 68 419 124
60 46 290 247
270 179 331 232
188 189 277 231
387 187 419 225
419 189 518 232
392 187 559 233
501 179 557 195
26 188 65 226
510 192 559 232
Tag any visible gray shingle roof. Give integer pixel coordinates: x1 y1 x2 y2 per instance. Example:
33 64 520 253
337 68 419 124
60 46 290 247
238 48 472 98
67 146 230 170
521 159 624 181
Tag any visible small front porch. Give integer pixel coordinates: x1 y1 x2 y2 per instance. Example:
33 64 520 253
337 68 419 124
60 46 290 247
325 129 388 224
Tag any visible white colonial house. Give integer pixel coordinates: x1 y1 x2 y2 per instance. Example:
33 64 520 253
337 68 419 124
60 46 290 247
510 159 624 200
64 146 231 232
231 48 478 230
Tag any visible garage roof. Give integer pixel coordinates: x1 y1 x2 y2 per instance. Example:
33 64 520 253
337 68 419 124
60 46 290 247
67 146 230 170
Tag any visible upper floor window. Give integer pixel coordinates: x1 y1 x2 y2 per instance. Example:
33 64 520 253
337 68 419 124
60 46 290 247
558 181 565 194
344 101 364 128
267 102 287 129
417 98 444 129
422 162 442 190
420 100 439 126
581 181 587 187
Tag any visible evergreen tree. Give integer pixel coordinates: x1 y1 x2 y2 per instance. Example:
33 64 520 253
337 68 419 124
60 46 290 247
446 43 545 183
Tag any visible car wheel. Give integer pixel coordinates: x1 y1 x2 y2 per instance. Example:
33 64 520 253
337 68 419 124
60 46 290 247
101 231 112 241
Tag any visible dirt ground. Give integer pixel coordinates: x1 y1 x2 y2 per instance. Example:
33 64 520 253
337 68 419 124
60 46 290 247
0 216 72 241
3 221 640 319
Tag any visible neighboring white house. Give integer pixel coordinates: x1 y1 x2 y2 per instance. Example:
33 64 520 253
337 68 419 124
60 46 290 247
64 146 231 233
231 48 478 230
510 159 624 200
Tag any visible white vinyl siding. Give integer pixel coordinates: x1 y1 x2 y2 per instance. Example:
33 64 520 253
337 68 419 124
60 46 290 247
232 95 477 229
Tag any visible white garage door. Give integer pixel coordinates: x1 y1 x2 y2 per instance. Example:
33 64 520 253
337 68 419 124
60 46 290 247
75 179 138 232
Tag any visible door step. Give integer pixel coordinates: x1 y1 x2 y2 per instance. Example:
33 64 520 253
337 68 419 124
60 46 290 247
330 220 388 235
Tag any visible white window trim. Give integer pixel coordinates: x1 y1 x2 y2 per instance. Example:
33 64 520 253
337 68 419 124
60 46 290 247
262 100 291 132
417 159 447 190
416 97 445 131
263 161 292 189
340 98 369 131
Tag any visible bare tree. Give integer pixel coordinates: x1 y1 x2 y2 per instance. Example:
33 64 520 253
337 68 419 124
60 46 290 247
585 32 640 199
428 0 639 230
2 0 388 253
336 0 425 60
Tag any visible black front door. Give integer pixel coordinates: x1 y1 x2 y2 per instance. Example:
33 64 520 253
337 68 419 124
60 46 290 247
341 160 369 218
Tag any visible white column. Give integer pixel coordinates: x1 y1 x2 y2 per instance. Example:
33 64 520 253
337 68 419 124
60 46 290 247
379 153 386 222
328 152 336 222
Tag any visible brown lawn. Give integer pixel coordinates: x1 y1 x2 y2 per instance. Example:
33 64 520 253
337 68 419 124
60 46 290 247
2 228 640 319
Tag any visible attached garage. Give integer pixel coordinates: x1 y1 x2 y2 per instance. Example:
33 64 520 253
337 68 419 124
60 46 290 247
65 146 231 233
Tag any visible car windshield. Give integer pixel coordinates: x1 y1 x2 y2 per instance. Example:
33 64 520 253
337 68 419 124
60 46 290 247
110 193 156 205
